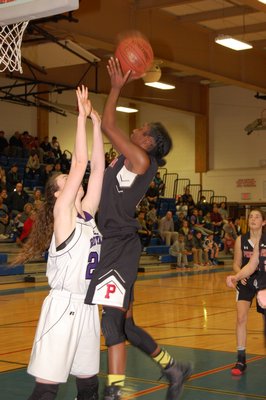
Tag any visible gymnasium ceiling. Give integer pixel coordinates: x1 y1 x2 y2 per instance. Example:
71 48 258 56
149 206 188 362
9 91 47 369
1 0 266 115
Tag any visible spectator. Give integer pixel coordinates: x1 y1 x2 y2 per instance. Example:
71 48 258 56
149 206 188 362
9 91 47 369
210 204 223 236
104 152 110 168
51 136 62 159
8 182 29 218
169 233 188 268
53 161 62 174
203 233 219 265
29 189 43 210
174 211 186 232
178 219 190 237
0 188 9 208
219 201 229 222
136 210 152 248
192 231 205 266
43 150 56 164
6 163 21 192
234 217 242 236
159 210 179 246
197 195 211 216
146 204 158 230
153 171 165 195
59 152 71 174
0 165 6 190
25 149 41 178
16 209 36 246
39 164 54 187
14 202 34 235
9 131 23 157
0 195 9 237
190 208 213 236
145 180 159 207
20 130 33 157
0 130 9 155
40 136 52 153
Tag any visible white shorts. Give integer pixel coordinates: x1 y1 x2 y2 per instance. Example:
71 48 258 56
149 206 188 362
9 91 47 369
28 289 100 383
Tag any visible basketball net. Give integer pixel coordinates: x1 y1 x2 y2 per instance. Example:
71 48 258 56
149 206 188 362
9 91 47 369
0 20 29 73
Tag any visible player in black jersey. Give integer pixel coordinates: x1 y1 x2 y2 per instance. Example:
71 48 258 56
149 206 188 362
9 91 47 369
226 209 266 376
85 57 192 400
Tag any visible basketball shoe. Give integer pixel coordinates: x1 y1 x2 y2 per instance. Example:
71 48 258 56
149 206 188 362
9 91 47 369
103 385 122 400
162 361 193 400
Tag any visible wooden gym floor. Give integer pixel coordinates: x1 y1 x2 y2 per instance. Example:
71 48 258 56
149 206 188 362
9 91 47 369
0 255 266 399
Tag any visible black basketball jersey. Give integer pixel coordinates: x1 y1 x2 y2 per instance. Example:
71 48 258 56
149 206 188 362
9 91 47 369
254 232 266 290
98 154 157 235
241 232 254 268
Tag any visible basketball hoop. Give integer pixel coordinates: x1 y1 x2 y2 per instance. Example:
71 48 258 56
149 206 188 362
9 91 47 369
0 20 28 73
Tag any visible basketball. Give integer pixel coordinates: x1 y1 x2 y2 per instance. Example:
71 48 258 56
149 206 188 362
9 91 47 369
115 33 154 78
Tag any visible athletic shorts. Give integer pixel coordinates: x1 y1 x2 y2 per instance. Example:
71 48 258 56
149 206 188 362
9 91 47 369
236 279 264 314
27 289 100 383
85 232 141 309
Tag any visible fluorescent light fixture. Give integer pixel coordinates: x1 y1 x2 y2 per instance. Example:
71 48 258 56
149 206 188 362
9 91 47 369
144 82 175 90
258 0 266 4
116 106 138 113
215 35 253 51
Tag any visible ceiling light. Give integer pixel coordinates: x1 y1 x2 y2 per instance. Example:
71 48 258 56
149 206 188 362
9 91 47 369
215 35 253 51
144 82 175 90
258 0 266 4
116 106 138 113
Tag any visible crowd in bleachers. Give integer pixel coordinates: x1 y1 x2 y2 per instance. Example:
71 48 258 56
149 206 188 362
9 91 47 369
135 176 245 268
0 129 73 245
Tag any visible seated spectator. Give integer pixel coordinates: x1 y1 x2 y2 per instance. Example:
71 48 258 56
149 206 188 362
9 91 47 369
0 196 9 237
6 163 22 193
234 218 242 236
0 165 6 190
145 180 159 207
136 210 152 248
104 152 110 168
169 233 188 268
59 152 71 173
40 136 52 154
197 195 211 216
190 208 213 236
51 136 62 159
25 149 41 178
0 130 9 155
210 205 224 236
178 219 190 237
8 131 23 157
146 204 158 230
223 218 237 240
109 150 117 164
29 189 43 210
52 161 62 174
16 209 36 246
219 201 229 222
8 182 29 218
21 130 33 157
43 150 56 164
202 211 214 232
174 211 186 232
159 211 179 246
14 202 34 235
185 231 196 264
0 188 9 208
39 163 54 187
153 171 165 195
191 231 205 266
29 136 44 163
203 233 219 265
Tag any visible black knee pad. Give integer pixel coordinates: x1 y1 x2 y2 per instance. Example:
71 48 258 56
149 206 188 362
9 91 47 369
124 317 157 355
76 375 98 400
101 307 126 347
27 382 59 400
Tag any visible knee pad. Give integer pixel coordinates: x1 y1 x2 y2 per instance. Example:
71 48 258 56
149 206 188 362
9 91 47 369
124 317 157 355
101 307 126 347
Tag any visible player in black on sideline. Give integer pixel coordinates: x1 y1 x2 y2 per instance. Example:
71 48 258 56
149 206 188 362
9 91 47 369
85 57 192 400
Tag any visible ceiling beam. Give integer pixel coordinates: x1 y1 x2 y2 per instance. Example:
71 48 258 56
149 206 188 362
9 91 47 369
133 0 199 9
176 6 257 23
215 22 266 35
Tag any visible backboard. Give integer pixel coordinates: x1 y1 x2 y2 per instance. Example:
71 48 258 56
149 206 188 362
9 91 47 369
0 0 79 25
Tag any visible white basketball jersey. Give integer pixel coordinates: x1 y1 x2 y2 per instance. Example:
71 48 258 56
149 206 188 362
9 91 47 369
47 212 102 294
